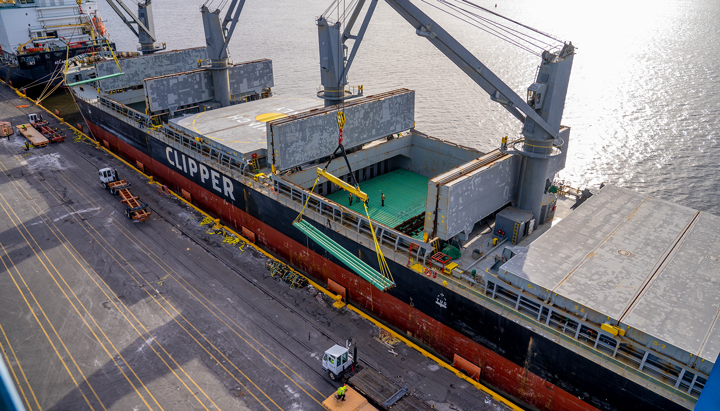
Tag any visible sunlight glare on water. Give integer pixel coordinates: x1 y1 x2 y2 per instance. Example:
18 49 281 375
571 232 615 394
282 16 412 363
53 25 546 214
96 0 720 213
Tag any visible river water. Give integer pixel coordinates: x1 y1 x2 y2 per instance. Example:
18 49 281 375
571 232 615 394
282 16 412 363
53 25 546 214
48 0 720 213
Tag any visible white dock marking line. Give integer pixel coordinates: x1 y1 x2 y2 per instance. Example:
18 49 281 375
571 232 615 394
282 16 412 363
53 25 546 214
52 207 101 221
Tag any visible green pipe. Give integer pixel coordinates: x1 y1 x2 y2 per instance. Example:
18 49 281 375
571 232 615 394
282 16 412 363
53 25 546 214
293 221 394 290
66 72 125 87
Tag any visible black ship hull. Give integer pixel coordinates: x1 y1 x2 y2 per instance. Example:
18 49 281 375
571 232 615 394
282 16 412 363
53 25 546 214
0 44 115 87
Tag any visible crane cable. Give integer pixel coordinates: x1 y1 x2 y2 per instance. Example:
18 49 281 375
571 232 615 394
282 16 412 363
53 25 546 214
297 0 392 283
293 114 394 284
421 0 565 56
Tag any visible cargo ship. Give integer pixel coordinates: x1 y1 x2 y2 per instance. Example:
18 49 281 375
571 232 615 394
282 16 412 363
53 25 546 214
65 1 716 410
0 0 126 87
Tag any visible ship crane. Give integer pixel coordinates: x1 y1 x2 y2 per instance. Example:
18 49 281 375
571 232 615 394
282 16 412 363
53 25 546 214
318 0 575 228
105 0 166 54
200 0 246 108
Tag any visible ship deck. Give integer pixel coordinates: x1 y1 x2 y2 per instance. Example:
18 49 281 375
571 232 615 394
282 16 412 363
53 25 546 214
169 94 320 157
500 185 720 366
325 169 429 238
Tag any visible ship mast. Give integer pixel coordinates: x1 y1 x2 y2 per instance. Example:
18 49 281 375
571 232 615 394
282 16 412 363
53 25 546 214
200 0 245 108
106 0 165 54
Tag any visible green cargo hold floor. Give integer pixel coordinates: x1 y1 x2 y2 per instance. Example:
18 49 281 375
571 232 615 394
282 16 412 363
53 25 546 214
325 169 428 237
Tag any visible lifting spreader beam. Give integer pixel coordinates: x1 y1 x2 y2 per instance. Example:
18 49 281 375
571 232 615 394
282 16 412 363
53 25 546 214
316 168 368 203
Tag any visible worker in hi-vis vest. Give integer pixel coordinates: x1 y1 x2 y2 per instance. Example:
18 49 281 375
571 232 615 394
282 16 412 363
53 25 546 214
337 385 347 401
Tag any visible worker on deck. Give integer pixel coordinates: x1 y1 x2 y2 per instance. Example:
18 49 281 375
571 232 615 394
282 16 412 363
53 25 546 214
337 384 347 401
381 192 385 207
349 193 353 206
24 140 30 151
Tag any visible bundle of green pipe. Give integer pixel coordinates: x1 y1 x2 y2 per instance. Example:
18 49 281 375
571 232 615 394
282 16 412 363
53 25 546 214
293 220 395 292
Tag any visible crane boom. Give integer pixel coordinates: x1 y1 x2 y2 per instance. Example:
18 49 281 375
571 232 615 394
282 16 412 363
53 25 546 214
384 0 559 138
105 0 165 54
317 0 575 227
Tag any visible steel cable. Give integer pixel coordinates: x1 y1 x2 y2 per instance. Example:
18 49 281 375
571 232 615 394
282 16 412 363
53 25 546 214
442 0 557 51
414 0 566 56
459 0 564 43
420 0 541 56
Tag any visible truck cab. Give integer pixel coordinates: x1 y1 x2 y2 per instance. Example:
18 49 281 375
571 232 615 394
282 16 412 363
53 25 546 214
322 344 353 381
27 113 46 126
99 167 118 187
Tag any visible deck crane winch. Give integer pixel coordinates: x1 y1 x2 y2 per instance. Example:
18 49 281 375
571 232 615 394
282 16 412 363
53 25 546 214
316 0 575 230
105 0 166 54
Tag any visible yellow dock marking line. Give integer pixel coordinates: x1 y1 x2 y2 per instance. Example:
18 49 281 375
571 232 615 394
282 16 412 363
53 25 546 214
3 79 521 410
0 192 152 411
0 157 218 411
72 127 521 407
34 177 263 411
109 220 327 405
87 234 272 410
0 241 100 411
50 162 324 405
50 152 325 405
0 323 40 411
0 171 161 411
50 153 323 407
143 183 523 410
345 305 523 411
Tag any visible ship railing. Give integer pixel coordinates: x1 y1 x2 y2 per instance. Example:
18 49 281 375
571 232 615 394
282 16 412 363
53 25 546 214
467 278 706 402
430 243 708 401
31 0 85 9
271 177 432 264
90 96 156 132
160 126 249 176
155 121 432 263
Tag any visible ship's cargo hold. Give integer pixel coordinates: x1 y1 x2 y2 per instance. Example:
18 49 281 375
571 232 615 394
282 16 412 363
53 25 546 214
64 0 714 409
441 245 461 260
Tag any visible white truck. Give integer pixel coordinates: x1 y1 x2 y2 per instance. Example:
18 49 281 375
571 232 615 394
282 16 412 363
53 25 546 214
99 167 130 193
322 344 354 381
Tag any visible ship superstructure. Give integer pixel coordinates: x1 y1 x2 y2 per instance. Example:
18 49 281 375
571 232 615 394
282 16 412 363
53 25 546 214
64 1 715 411
0 0 115 86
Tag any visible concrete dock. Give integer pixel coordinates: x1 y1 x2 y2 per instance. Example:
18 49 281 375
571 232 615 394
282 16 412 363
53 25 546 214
0 82 514 411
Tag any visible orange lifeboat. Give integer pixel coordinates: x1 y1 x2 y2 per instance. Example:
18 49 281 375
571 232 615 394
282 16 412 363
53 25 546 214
92 16 107 37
